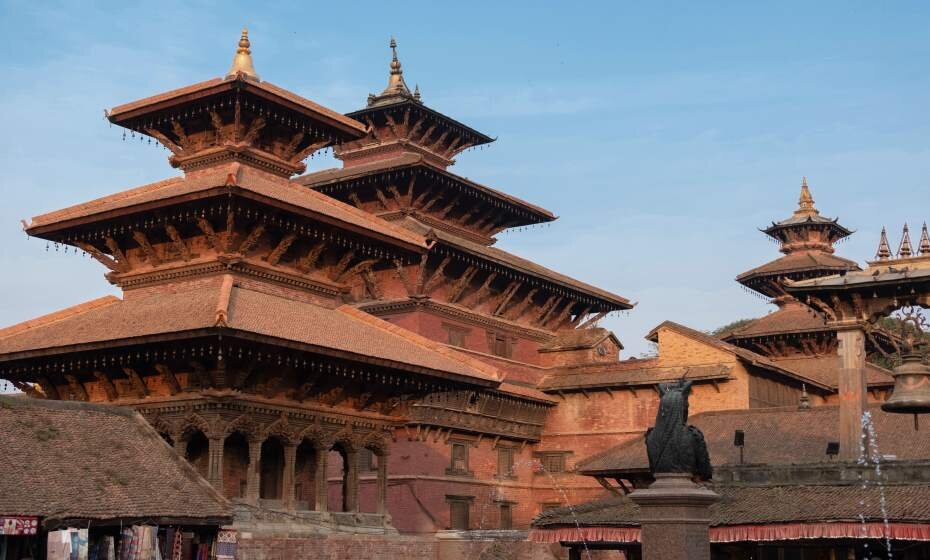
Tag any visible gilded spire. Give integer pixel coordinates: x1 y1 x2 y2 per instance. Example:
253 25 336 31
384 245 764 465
920 222 930 256
876 227 892 260
382 36 410 96
226 28 260 81
898 223 913 258
794 176 818 217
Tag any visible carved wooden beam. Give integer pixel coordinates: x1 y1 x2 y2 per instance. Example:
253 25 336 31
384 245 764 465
354 392 375 412
297 241 327 273
328 250 357 281
533 295 559 325
407 116 426 140
457 209 478 227
210 111 226 141
807 295 837 321
366 117 381 141
241 116 266 145
122 367 149 397
237 223 265 255
165 224 192 261
547 300 577 330
361 268 383 300
144 127 183 154
535 296 563 326
36 375 60 400
413 254 430 294
132 231 161 266
403 175 416 206
418 124 438 145
421 256 452 295
578 310 607 330
197 217 220 251
348 193 363 208
94 371 118 401
436 194 462 220
266 233 297 267
170 120 190 150
493 281 522 316
280 130 305 159
429 130 451 152
336 258 379 284
446 266 478 304
75 241 124 273
103 237 128 267
292 139 331 163
293 378 318 403
411 188 431 209
64 375 89 401
463 272 498 307
385 113 400 138
393 259 416 296
449 141 473 158
375 188 394 210
420 194 442 214
442 137 463 158
224 209 236 252
320 386 346 407
571 306 594 328
154 364 181 395
388 185 406 209
402 108 411 127
507 288 539 321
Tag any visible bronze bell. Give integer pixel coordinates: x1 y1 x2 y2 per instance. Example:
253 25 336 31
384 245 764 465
882 351 930 414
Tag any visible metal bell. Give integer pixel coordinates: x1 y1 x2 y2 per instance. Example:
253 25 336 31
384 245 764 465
882 352 930 414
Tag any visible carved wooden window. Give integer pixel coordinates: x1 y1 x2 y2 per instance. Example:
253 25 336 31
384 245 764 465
447 442 470 476
447 496 472 530
538 452 568 474
444 324 469 348
488 331 513 358
497 446 515 478
359 449 378 472
499 502 513 530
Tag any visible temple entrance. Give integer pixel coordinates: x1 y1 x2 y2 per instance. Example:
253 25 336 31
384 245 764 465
294 440 317 510
327 445 348 512
260 437 284 501
358 447 382 513
223 432 250 499
185 431 209 480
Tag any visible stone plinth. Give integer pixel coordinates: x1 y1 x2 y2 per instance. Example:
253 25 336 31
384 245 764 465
629 473 719 560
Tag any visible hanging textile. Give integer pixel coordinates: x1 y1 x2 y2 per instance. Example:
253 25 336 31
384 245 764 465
170 530 182 560
215 530 237 560
47 530 71 560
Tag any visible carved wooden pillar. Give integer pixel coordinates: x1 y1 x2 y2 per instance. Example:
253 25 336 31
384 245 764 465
376 450 389 515
207 436 224 492
344 449 359 512
246 437 264 505
282 442 298 511
837 325 868 461
314 443 329 512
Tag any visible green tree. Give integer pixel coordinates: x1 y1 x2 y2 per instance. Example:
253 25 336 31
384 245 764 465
709 318 757 338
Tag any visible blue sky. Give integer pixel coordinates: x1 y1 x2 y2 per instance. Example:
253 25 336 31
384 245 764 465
1 1 929 357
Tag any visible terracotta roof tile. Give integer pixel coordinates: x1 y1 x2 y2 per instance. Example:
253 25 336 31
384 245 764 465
737 251 860 282
538 362 731 392
0 396 231 524
538 328 622 352
726 301 829 338
0 277 499 386
577 404 930 475
771 355 893 388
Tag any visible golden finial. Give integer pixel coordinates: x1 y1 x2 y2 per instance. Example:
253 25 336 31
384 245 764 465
876 227 892 260
898 223 913 258
414 83 421 101
794 176 818 216
919 222 930 256
383 36 410 95
226 28 260 81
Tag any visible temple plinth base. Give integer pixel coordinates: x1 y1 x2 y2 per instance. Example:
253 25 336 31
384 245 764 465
629 473 719 560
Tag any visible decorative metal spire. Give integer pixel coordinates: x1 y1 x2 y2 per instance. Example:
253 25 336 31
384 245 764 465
383 36 410 95
876 227 892 260
920 222 930 256
898 223 913 258
226 28 260 81
798 384 811 410
414 83 421 101
794 176 819 216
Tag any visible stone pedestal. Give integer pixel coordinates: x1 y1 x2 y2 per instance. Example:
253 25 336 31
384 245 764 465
629 473 719 560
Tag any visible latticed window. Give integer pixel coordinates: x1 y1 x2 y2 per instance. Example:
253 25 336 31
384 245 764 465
448 497 471 530
539 452 567 473
448 442 469 475
497 447 515 478
359 449 378 472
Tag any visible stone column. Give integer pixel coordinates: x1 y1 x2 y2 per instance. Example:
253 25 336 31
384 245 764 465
376 451 389 515
246 437 263 505
629 473 719 560
344 449 359 512
282 442 298 511
207 436 225 492
314 443 329 512
837 325 868 461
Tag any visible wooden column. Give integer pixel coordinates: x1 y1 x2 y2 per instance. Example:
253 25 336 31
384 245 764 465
315 443 329 512
837 325 868 461
376 451 389 515
282 442 298 511
207 436 224 492
345 449 359 512
246 437 263 505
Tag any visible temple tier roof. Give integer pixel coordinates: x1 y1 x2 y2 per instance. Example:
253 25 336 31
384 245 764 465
108 30 366 178
737 178 858 299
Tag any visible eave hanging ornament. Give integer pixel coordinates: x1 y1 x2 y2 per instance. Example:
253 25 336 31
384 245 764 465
882 306 930 426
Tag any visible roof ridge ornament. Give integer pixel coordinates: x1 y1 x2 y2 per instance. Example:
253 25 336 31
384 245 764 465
383 36 411 96
876 227 892 260
898 223 913 258
920 222 930 256
226 28 260 81
794 176 819 217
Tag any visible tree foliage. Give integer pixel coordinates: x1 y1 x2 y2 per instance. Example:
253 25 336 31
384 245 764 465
709 318 757 338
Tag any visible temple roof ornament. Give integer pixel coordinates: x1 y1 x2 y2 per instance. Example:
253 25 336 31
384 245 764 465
876 227 892 260
794 176 818 217
226 28 259 81
898 223 913 258
920 223 930 256
366 37 419 108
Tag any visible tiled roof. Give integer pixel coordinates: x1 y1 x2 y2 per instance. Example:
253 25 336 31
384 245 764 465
771 355 893 388
577 404 930 475
495 382 559 404
296 154 556 223
725 301 829 338
0 396 231 525
27 164 427 250
402 220 632 309
0 277 500 386
532 484 930 528
646 321 832 391
538 361 731 392
108 76 366 135
538 328 622 352
737 251 860 282
787 260 930 290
